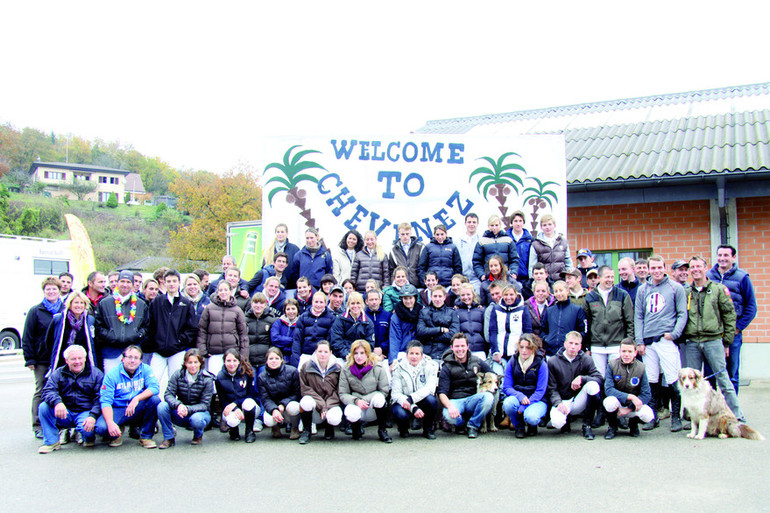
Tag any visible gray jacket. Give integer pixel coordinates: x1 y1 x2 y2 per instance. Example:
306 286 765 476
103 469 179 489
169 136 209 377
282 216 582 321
634 275 688 345
338 363 390 405
390 354 438 406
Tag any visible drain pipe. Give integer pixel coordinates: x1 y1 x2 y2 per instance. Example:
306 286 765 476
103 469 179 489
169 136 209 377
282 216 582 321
717 177 727 244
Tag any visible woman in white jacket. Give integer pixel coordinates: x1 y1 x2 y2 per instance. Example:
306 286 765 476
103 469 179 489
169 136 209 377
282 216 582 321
390 340 439 439
332 230 363 283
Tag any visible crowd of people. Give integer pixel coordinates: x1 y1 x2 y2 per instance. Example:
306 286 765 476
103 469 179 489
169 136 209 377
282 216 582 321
23 210 757 452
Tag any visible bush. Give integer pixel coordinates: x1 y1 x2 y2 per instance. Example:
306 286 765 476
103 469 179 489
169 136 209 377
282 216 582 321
106 192 118 208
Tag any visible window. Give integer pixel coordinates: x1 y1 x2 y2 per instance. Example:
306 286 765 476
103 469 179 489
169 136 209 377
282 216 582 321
110 176 119 184
43 171 66 180
99 192 111 202
99 176 107 184
592 249 652 280
33 259 69 276
75 174 90 181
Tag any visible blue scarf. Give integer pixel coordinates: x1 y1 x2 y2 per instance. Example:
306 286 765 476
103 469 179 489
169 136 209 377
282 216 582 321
43 297 63 315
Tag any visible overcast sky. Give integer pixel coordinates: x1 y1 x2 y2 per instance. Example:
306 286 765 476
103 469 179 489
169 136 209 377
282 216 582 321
1 1 766 173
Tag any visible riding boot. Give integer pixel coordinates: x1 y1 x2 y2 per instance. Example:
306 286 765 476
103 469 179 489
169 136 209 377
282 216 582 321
298 411 313 444
604 410 619 440
244 408 256 443
351 421 363 440
643 382 660 430
375 407 392 443
669 385 683 432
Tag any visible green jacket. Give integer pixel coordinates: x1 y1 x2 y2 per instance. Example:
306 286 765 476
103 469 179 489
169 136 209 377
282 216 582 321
582 286 634 349
683 280 736 346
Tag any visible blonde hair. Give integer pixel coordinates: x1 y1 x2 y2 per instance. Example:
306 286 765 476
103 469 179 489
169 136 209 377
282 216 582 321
65 291 89 311
263 223 289 266
363 230 385 260
346 291 365 315
397 222 411 232
345 340 378 367
458 283 480 304
540 214 556 226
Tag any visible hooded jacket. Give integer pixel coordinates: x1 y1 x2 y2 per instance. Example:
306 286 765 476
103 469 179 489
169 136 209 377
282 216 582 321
351 247 390 292
634 275 688 345
510 228 533 280
390 354 439 406
270 315 298 355
299 354 342 414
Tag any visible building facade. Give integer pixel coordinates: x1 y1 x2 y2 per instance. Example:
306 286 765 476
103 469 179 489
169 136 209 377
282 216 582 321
29 162 131 203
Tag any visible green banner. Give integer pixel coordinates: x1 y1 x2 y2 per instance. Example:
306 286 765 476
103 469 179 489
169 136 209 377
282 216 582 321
227 221 262 279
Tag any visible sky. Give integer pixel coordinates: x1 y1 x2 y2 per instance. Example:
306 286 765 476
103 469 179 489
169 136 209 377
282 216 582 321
1 1 767 174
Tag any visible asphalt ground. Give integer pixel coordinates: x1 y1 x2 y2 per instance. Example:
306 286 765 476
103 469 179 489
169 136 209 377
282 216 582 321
1 378 770 512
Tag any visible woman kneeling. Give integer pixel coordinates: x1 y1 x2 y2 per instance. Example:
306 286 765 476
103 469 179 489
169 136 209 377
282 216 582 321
258 348 301 439
339 340 392 443
298 341 343 444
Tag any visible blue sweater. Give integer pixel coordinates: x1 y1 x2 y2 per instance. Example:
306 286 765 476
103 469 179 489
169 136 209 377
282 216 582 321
542 300 587 356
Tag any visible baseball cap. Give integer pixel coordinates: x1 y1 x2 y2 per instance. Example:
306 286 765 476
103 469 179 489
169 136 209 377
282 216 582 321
671 260 689 270
577 249 593 259
560 268 582 279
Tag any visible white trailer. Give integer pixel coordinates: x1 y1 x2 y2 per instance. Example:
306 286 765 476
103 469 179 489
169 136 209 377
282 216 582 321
0 234 76 350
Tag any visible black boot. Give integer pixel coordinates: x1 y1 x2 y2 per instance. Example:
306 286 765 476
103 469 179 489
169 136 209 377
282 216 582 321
604 410 619 440
244 409 256 443
299 411 312 444
375 407 392 443
670 385 683 432
351 421 363 440
591 409 606 429
628 417 641 437
323 422 335 440
228 427 241 441
643 382 660 430
582 396 598 440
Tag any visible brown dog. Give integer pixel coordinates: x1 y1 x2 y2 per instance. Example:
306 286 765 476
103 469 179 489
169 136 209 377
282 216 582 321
678 368 763 441
477 372 501 434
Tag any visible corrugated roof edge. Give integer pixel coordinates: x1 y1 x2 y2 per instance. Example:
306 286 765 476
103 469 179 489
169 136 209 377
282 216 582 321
568 167 770 185
416 82 770 131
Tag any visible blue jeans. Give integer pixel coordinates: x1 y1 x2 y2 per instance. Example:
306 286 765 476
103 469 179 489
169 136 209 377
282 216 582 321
157 401 211 439
38 402 96 446
685 339 744 420
502 396 547 428
442 392 494 430
95 395 161 439
392 395 438 431
727 332 743 394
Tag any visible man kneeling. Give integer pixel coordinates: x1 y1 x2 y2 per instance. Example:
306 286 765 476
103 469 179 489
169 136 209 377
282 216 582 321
438 333 494 439
603 338 653 439
547 331 602 440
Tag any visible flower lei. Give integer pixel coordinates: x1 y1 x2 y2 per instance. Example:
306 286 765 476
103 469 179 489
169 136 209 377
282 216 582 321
115 293 137 324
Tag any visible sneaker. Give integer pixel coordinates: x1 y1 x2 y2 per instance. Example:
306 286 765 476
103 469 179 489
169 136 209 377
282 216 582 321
74 431 83 445
191 437 203 445
158 438 175 450
298 431 310 444
642 418 659 431
82 439 95 448
108 434 123 447
38 442 61 454
658 408 671 420
138 438 157 449
467 427 479 439
59 429 71 445
252 420 263 433
34 429 43 440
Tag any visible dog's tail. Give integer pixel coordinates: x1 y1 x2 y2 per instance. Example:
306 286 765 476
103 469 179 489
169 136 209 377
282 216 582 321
739 423 765 441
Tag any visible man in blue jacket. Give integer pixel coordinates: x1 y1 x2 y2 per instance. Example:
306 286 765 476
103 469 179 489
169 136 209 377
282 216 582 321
37 345 104 453
95 345 160 449
706 245 757 394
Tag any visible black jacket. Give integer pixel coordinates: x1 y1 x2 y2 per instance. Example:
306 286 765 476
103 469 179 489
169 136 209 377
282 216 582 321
215 366 257 406
22 301 64 367
416 305 460 359
145 294 199 357
437 352 491 400
165 369 214 413
94 294 150 357
257 362 301 415
547 347 602 405
41 364 104 418
245 307 278 367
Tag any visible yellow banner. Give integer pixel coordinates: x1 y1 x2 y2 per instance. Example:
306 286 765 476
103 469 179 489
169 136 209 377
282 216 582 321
64 214 96 284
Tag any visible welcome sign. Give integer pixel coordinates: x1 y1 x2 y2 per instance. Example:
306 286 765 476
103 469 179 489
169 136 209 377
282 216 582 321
260 134 567 247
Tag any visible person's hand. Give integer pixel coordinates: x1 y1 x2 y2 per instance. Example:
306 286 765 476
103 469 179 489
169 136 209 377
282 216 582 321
493 353 502 363
663 333 673 341
521 397 530 406
630 395 643 411
27 365 35 371
54 403 68 419
356 399 370 410
223 403 236 417
272 409 284 424
107 420 122 438
618 406 632 417
637 345 646 356
177 404 188 418
235 409 244 421
125 397 139 417
82 416 95 432
320 409 327 421
570 376 582 390
239 290 249 299
373 347 383 357
401 400 411 410
414 408 424 419
725 347 730 358
447 405 460 419
557 403 570 415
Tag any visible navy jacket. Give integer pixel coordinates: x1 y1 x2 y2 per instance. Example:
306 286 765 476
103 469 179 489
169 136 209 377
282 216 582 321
510 228 533 280
41 364 104 418
257 362 301 415
473 230 519 280
418 237 462 287
22 301 64 367
366 307 391 355
291 308 336 367
330 312 375 358
247 264 290 295
707 264 757 332
455 302 487 354
542 300 587 356
145 294 198 357
215 366 257 406
416 305 460 359
290 246 333 289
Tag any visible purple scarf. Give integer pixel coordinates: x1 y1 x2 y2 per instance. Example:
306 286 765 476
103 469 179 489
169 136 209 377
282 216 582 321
66 311 85 348
349 363 373 380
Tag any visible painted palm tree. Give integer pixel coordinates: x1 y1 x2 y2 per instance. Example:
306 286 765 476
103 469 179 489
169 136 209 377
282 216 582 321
521 176 559 237
264 145 326 228
468 152 527 224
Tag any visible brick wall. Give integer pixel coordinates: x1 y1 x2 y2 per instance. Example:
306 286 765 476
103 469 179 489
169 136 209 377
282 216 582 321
736 197 770 343
565 198 768 344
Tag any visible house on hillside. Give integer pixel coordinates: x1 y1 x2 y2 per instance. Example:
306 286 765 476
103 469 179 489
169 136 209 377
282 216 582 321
416 82 770 376
124 173 147 204
29 162 133 203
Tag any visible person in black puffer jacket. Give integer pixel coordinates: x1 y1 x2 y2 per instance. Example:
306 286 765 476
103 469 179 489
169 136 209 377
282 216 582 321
216 348 260 443
416 285 460 359
258 347 301 439
418 224 462 287
330 292 375 359
455 283 487 358
157 349 214 448
245 293 278 370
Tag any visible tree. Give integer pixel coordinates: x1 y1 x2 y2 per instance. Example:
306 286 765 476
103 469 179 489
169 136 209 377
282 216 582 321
168 169 262 263
521 177 560 237
263 145 326 228
60 176 97 201
469 152 527 226
106 192 118 208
